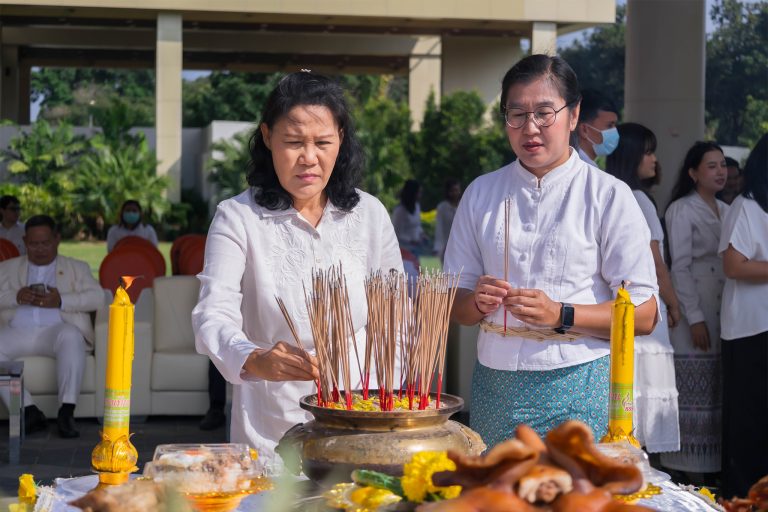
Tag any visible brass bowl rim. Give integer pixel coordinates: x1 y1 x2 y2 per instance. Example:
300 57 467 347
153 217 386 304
299 391 464 420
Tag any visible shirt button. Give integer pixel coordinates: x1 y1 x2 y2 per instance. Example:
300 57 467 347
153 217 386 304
524 224 534 232
520 254 528 262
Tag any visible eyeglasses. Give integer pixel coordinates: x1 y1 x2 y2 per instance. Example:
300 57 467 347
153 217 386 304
4 206 21 212
503 105 569 129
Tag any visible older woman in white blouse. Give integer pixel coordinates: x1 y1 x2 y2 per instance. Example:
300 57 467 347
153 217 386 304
192 72 403 469
444 54 658 448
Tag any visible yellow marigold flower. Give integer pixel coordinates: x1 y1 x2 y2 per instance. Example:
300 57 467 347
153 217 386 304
401 451 461 503
698 487 716 503
18 474 36 502
324 483 401 512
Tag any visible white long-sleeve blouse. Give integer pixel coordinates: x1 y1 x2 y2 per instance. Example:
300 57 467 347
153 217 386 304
444 149 658 371
192 188 403 467
665 193 729 326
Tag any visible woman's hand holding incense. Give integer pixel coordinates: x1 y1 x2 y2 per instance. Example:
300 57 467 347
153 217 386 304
504 288 561 328
243 341 320 381
473 276 512 315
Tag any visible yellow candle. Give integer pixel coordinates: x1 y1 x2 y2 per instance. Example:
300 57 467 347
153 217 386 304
600 283 640 447
92 276 139 486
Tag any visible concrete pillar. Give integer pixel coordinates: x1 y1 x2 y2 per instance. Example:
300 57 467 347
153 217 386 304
0 44 20 123
18 64 30 125
531 22 557 56
408 36 441 130
156 13 183 202
442 35 524 113
625 0 706 210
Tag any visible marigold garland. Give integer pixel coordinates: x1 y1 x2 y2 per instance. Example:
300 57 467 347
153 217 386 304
401 451 462 503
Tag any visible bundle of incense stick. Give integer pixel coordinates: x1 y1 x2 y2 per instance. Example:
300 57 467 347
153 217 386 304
302 265 362 410
364 269 460 411
364 270 408 409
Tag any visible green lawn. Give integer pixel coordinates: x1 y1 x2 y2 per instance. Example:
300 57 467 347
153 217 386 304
58 240 440 279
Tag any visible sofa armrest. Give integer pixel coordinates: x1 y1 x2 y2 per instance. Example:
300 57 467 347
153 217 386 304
95 287 154 417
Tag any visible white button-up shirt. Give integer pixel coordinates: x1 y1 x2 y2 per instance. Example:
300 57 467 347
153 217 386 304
192 188 403 468
719 195 768 340
444 150 658 371
11 261 63 328
106 223 158 252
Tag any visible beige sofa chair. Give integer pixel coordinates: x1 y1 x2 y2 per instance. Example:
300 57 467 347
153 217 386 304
94 275 209 417
0 291 111 420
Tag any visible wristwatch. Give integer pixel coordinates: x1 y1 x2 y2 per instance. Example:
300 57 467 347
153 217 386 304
555 303 574 334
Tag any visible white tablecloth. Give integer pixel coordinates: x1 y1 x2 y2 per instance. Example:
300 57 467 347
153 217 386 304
50 474 721 512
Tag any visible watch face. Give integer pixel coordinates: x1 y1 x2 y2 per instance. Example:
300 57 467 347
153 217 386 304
561 303 575 330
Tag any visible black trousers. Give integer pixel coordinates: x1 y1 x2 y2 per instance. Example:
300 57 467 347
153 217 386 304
208 361 226 410
721 331 768 499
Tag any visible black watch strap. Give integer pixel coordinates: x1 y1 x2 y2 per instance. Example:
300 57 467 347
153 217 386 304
554 303 574 334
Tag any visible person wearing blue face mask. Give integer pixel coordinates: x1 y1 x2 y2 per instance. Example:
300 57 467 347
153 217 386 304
574 89 620 167
106 199 159 253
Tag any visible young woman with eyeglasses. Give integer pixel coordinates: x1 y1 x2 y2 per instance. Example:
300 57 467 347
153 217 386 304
444 54 659 447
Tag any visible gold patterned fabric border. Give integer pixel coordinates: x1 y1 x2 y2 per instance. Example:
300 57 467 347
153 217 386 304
479 320 581 342
614 483 663 503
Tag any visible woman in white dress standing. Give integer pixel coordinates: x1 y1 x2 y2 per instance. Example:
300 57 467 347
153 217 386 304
661 141 729 479
433 179 462 263
605 122 681 454
718 133 768 499
192 72 403 470
391 179 426 257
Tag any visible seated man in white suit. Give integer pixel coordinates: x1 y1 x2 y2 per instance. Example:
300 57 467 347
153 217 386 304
0 215 104 438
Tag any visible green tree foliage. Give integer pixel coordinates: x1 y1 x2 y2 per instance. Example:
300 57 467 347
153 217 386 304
411 92 513 209
206 130 253 205
559 0 767 147
0 113 169 238
31 68 155 126
0 119 87 186
73 133 170 229
183 72 283 127
706 0 768 146
355 78 414 210
559 5 626 116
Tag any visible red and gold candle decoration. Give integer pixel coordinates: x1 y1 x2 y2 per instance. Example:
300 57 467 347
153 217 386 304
600 283 640 447
91 277 139 486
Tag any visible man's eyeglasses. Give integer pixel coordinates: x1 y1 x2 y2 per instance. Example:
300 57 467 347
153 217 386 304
503 105 569 129
4 206 21 212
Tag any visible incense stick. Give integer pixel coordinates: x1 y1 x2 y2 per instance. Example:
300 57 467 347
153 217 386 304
504 197 511 334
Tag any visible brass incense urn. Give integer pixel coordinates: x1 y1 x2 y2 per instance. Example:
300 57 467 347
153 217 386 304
277 392 486 483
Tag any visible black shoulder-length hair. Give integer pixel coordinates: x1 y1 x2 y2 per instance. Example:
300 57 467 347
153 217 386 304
500 54 581 114
399 179 421 214
668 141 724 204
606 122 657 190
247 72 364 211
742 132 768 213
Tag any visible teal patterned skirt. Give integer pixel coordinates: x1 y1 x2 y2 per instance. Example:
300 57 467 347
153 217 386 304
471 356 610 449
